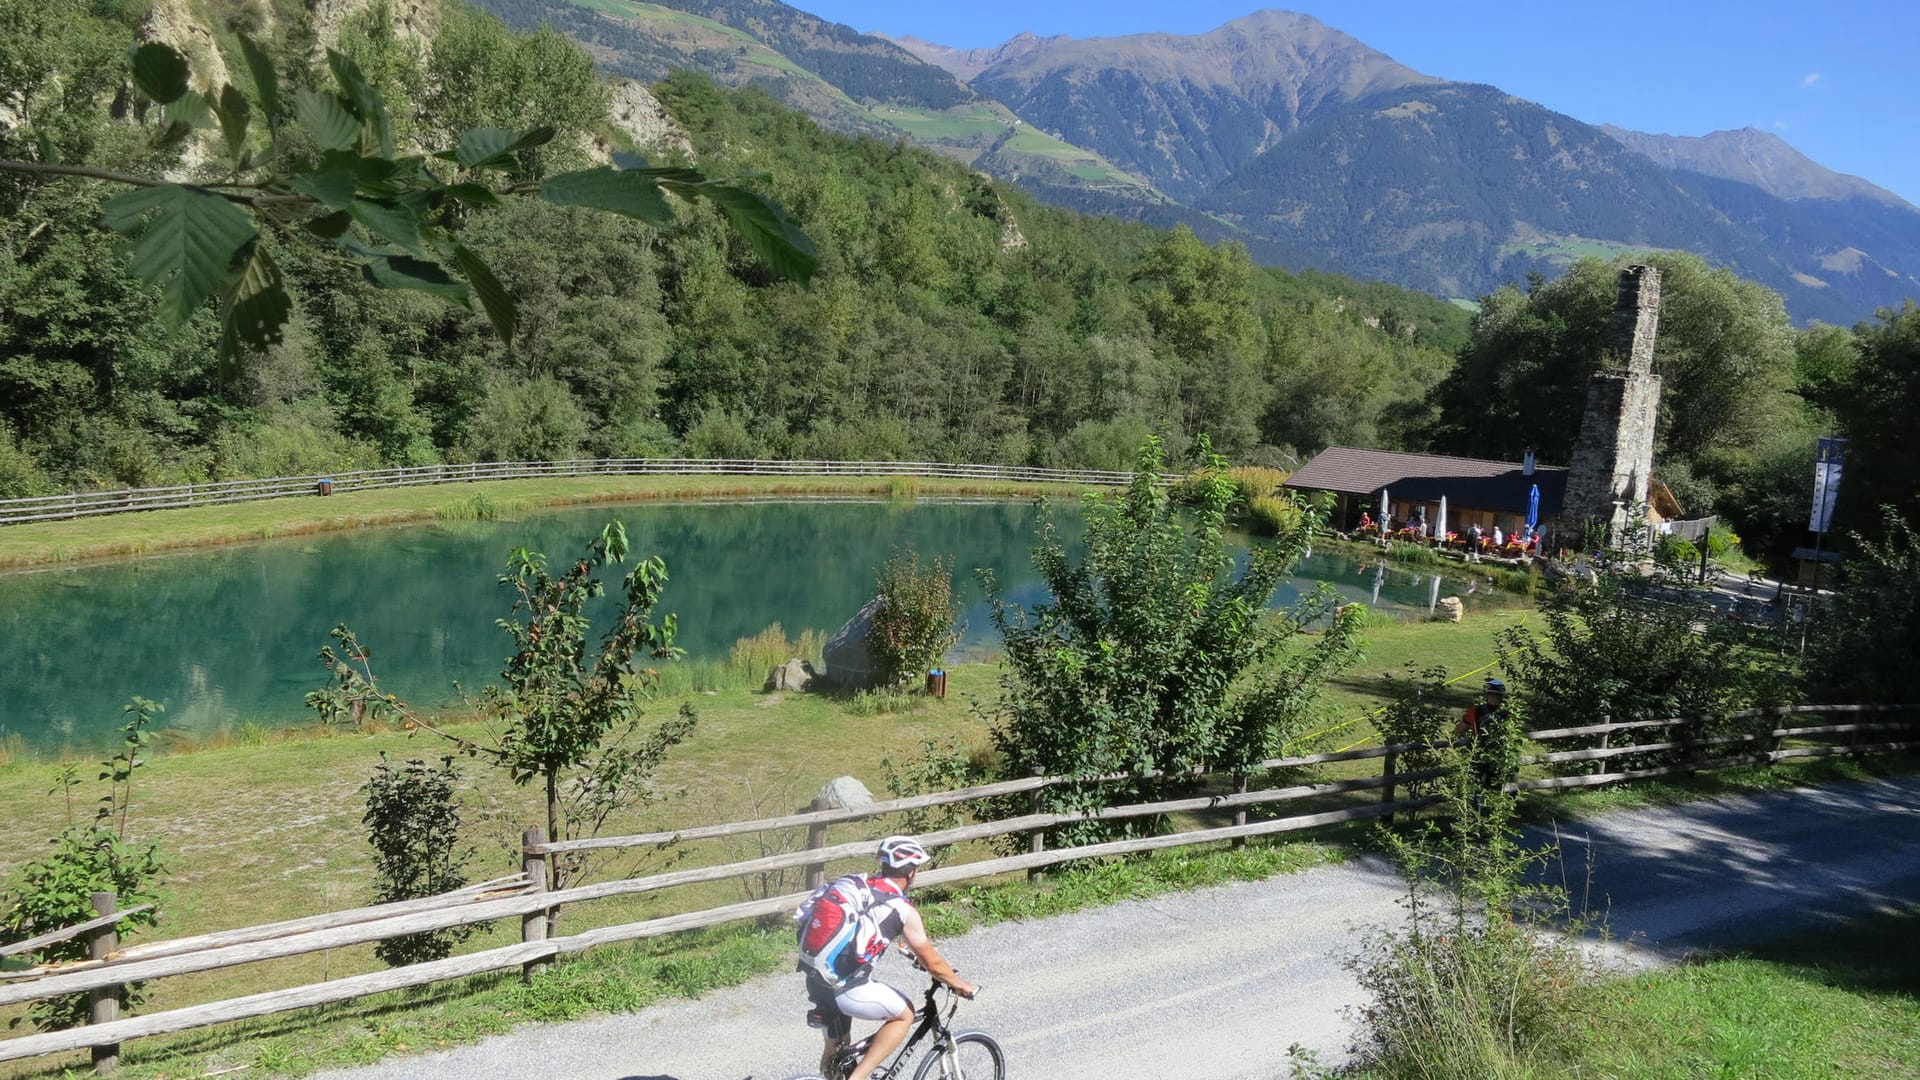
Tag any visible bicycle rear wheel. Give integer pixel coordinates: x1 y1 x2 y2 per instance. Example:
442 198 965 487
911 1031 1004 1080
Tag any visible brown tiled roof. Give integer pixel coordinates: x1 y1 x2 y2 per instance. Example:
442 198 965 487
1283 446 1567 516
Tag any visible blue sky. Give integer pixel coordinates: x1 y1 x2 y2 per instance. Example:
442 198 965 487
793 1 1920 208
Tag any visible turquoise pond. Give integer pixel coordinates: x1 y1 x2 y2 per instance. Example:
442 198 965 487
0 500 1524 756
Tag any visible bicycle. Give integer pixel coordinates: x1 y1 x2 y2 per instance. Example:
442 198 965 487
785 976 1004 1080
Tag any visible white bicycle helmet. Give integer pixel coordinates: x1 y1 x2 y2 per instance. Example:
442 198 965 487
877 835 931 872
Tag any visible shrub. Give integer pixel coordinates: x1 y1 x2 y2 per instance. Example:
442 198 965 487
209 406 385 480
0 700 167 1030
795 417 913 462
363 754 478 966
0 421 56 498
867 548 961 686
463 376 590 462
1499 560 1779 773
1051 416 1156 471
1806 510 1920 704
1342 750 1590 1080
987 436 1363 843
880 735 993 833
680 406 766 460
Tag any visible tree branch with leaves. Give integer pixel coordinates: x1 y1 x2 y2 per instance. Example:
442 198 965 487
0 37 817 374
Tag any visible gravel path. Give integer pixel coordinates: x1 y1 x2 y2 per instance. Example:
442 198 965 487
310 775 1920 1080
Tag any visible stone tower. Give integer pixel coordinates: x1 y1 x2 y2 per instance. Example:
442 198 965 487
1562 265 1663 548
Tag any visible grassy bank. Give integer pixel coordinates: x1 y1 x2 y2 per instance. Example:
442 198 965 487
0 475 1100 572
1565 907 1920 1078
1319 532 1543 596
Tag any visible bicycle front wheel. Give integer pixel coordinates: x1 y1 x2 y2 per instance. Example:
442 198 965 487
912 1031 1005 1080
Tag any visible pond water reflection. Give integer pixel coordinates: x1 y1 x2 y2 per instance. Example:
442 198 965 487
0 500 1523 756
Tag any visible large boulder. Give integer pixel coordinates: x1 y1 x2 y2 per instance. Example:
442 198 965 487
763 658 819 692
811 776 874 812
824 595 887 691
1435 596 1465 623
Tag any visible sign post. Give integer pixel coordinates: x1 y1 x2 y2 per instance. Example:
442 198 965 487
1800 437 1848 653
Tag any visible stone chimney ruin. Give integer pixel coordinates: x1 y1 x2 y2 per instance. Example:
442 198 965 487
1561 265 1663 548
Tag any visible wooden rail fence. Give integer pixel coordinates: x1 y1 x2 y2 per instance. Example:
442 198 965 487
0 703 1912 1068
0 459 1148 526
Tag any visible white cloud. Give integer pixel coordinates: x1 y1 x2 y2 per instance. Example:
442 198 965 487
1801 72 1823 88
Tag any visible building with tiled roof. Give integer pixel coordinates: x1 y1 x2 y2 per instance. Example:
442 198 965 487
1283 445 1567 541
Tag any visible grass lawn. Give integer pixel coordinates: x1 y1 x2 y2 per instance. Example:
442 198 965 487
1570 907 1920 1078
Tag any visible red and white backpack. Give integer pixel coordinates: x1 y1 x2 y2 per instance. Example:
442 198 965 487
794 873 908 989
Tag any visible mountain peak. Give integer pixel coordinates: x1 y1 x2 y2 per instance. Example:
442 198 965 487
875 29 1065 81
1600 124 1912 209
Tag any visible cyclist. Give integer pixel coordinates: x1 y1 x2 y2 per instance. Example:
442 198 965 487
802 835 977 1080
1455 677 1507 738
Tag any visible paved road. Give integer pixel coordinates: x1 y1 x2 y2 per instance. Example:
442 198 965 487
311 775 1920 1080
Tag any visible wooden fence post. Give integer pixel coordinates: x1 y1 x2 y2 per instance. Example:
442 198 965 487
1380 750 1398 827
520 828 549 981
1027 768 1046 882
1232 772 1249 849
87 891 119 1074
804 795 831 892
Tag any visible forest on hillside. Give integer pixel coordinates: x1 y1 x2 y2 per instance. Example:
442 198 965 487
1 0 1914 563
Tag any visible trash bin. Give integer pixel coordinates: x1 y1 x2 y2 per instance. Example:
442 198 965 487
925 668 947 699
316 477 334 496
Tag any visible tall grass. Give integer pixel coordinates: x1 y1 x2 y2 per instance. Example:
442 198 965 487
1226 465 1289 501
651 622 827 696
1332 771 1592 1080
433 492 531 522
1387 540 1445 566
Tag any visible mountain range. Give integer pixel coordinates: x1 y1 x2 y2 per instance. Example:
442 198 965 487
474 0 1920 324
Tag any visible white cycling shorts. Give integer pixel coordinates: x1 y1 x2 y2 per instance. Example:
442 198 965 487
835 981 911 1022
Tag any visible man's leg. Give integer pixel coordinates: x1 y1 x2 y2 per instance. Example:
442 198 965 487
846 1008 913 1080
836 983 914 1080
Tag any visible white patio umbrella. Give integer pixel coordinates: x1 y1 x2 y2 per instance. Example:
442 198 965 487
1379 487 1390 524
1436 495 1448 542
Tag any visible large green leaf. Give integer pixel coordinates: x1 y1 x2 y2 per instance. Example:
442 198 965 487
539 167 672 225
158 91 214 144
99 184 256 328
304 210 353 239
451 126 555 170
238 34 279 124
453 244 515 346
361 255 469 301
327 50 392 157
217 84 251 161
347 198 423 254
218 242 291 371
130 43 189 105
294 89 358 152
445 182 500 208
687 182 819 285
288 165 357 211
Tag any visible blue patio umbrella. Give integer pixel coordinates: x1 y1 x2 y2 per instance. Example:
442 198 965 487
1526 483 1541 532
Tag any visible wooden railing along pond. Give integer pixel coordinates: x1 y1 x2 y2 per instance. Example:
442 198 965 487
0 459 1146 526
1 703 1913 1069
